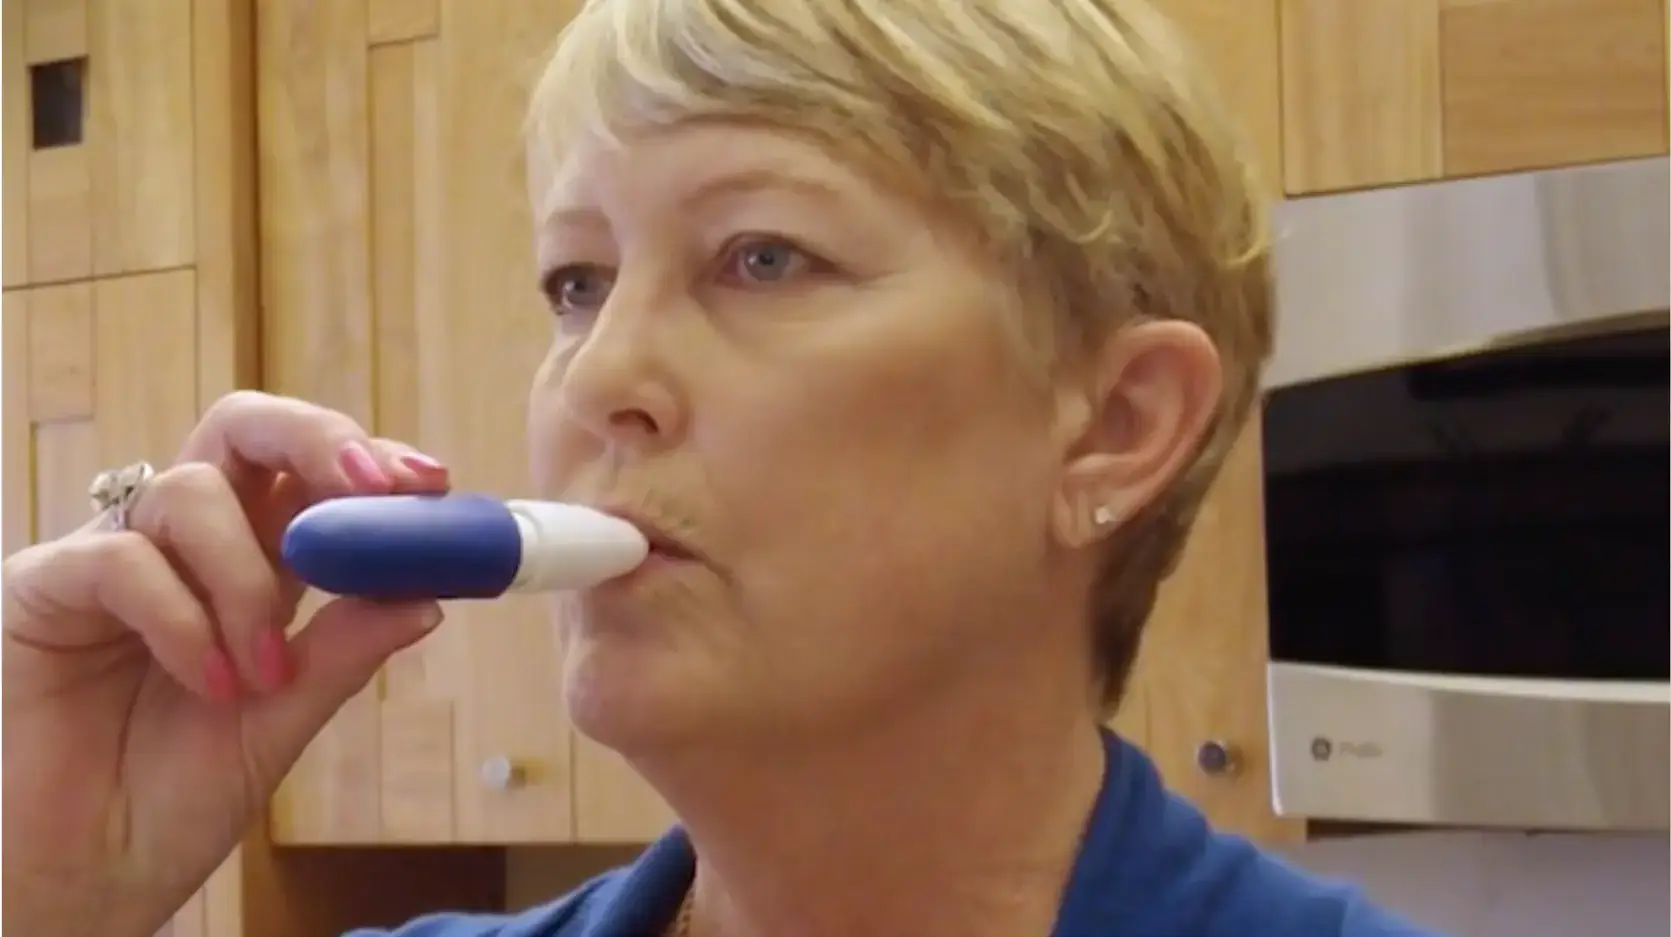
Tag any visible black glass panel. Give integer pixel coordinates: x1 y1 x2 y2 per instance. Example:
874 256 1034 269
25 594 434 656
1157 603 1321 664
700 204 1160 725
1264 322 1669 681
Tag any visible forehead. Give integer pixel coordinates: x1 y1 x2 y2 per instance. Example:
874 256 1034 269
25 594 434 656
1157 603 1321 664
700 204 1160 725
531 123 889 227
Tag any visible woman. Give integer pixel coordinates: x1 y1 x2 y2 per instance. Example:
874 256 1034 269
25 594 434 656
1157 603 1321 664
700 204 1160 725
4 1 1441 936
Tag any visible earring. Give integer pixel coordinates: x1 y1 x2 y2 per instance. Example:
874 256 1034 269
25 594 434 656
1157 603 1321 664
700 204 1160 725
1093 504 1118 527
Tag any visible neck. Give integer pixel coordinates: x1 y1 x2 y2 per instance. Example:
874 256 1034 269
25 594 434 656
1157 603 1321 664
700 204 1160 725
644 657 1108 937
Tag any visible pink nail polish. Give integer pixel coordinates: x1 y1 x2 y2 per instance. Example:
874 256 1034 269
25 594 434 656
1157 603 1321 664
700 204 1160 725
256 630 293 691
204 649 241 703
398 452 447 475
340 443 391 491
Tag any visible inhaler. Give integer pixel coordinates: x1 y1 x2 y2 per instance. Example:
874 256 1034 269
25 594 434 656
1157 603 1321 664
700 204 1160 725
281 494 649 600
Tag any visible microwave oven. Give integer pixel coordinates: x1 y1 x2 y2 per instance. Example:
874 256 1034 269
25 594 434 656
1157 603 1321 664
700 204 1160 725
1261 156 1670 832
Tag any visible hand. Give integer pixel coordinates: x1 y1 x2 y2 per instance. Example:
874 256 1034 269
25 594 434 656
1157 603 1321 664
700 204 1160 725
2 392 452 937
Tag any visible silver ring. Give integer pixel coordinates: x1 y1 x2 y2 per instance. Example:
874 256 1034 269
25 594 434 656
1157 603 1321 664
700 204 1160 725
89 461 157 532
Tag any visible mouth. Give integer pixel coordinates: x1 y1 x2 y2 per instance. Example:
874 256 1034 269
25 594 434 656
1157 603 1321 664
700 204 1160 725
597 507 701 564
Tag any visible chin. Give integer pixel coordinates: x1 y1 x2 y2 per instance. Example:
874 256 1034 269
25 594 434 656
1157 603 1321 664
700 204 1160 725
561 622 710 755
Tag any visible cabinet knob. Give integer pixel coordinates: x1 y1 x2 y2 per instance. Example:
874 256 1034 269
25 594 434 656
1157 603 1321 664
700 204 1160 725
1195 740 1241 777
478 755 524 791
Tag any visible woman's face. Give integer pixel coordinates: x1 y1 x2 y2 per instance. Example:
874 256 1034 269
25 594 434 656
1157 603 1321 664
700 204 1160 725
528 123 1075 749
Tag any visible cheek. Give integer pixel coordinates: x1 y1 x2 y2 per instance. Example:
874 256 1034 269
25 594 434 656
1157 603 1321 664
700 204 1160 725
705 307 1054 620
526 341 586 494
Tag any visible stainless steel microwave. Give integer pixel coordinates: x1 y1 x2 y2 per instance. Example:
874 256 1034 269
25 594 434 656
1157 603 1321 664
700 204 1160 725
1261 156 1670 833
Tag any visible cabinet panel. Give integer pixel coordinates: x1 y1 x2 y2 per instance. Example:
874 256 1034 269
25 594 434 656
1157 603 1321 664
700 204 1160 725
1162 0 1284 195
6 0 204 285
4 1 31 286
1280 0 1444 193
4 273 198 537
23 0 89 64
27 145 94 283
89 0 196 275
10 0 95 284
257 0 384 846
3 294 34 555
261 0 579 846
1440 0 1669 176
1137 423 1304 844
1118 1 1303 844
24 281 94 422
435 0 585 847
1281 0 1670 193
93 271 202 464
4 277 219 937
369 0 440 45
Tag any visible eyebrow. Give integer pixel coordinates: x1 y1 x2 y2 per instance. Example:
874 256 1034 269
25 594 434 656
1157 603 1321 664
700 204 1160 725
674 168 850 213
535 167 857 297
540 167 851 231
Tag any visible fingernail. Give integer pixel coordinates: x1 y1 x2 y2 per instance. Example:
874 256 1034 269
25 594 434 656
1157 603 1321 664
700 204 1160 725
204 649 241 703
419 606 445 631
397 452 447 475
339 443 391 491
255 629 293 691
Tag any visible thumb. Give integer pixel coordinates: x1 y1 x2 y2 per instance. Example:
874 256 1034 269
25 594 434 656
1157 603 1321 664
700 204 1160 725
240 597 443 789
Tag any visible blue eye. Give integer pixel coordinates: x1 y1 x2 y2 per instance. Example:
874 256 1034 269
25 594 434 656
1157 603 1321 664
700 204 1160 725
542 265 614 315
726 239 811 284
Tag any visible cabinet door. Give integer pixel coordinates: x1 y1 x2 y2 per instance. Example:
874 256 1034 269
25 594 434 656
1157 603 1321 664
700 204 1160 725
1130 423 1305 844
3 273 211 937
259 0 583 846
1438 0 1669 177
1281 0 1669 193
3 0 199 288
1118 0 1304 846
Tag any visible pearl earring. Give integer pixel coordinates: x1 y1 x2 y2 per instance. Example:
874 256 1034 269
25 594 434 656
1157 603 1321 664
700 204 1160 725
1093 504 1118 527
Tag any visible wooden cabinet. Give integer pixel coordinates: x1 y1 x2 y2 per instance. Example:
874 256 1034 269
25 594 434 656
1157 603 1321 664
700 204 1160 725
4 272 275 937
1438 0 1669 176
1281 0 1670 193
2 1 259 931
3 0 216 285
257 0 591 846
1117 0 1304 847
4 275 218 937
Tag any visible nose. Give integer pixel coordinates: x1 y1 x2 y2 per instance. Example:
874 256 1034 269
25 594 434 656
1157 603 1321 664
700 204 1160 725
553 292 684 451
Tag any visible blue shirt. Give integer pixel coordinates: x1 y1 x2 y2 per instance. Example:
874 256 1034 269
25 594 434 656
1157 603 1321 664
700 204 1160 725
348 731 1443 937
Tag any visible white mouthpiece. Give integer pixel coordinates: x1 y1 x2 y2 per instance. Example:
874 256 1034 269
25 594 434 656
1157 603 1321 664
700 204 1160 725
504 501 650 592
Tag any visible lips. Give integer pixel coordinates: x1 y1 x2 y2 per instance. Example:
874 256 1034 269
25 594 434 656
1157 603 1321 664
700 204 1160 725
597 507 700 563
645 532 696 560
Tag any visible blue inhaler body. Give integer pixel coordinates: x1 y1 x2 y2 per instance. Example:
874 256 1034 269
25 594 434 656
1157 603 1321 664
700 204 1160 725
280 494 649 600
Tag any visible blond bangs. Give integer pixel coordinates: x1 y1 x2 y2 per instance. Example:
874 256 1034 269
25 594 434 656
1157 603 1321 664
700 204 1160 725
527 1 879 170
526 0 1264 267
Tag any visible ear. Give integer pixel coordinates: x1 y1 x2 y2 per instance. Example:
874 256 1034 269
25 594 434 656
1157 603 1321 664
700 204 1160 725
1050 321 1223 548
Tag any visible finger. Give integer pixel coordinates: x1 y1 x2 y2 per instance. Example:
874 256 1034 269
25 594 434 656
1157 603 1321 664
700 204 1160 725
240 598 444 788
235 440 452 617
179 391 392 501
3 531 226 699
128 462 292 695
251 471 314 612
364 437 452 492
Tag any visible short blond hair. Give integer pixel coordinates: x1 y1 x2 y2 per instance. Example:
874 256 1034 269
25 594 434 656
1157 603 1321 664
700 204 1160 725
527 0 1275 710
